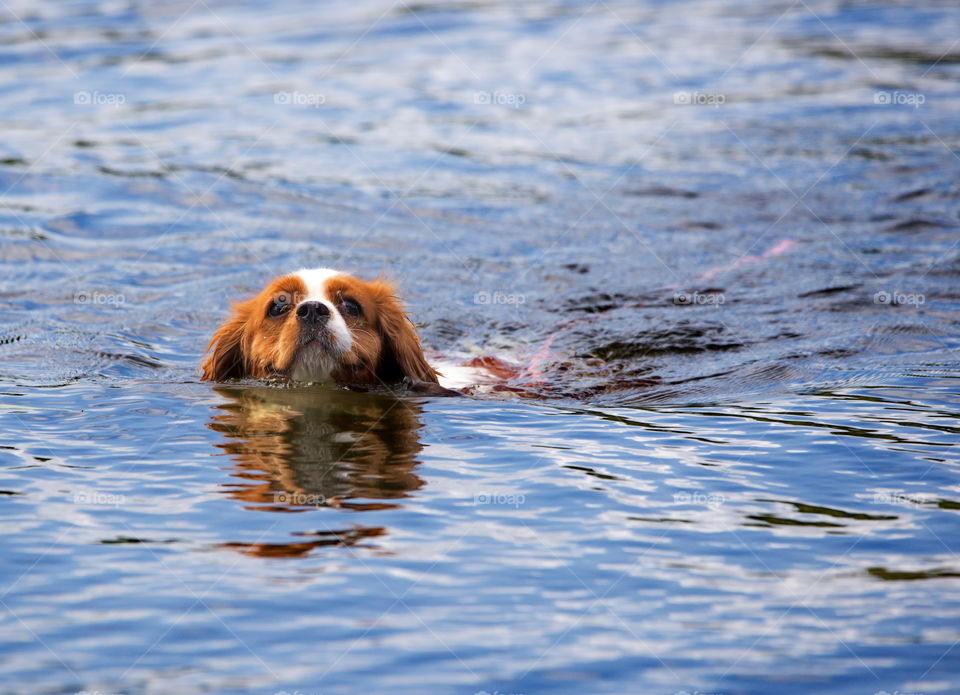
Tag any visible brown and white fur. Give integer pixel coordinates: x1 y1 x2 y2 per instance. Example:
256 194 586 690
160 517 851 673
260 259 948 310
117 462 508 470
201 268 448 390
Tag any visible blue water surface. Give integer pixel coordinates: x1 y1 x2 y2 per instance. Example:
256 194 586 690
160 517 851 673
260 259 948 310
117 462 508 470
1 1 959 694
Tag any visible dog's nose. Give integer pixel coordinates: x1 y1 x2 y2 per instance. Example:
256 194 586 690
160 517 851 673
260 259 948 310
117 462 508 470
296 301 330 324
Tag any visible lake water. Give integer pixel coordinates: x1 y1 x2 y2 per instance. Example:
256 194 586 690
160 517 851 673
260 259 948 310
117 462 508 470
1 1 959 693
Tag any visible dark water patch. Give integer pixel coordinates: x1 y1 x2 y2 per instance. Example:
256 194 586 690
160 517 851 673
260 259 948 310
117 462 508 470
806 44 960 66
868 567 960 581
755 499 898 522
627 516 693 524
746 514 845 528
95 165 166 179
624 186 699 199
583 327 745 360
893 187 936 202
884 218 952 232
678 220 723 230
798 284 861 298
92 351 165 370
562 292 639 314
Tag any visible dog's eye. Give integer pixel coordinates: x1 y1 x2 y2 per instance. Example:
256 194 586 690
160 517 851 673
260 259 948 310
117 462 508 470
340 297 362 318
267 293 292 318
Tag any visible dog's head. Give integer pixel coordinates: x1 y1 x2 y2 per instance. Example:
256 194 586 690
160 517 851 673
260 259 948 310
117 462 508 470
201 268 438 386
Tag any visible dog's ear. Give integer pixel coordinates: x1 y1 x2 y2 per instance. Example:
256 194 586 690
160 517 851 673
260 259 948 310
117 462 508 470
201 302 252 381
371 281 438 385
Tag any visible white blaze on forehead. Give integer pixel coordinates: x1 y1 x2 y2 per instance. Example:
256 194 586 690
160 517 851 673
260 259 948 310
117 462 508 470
295 267 343 302
288 267 353 383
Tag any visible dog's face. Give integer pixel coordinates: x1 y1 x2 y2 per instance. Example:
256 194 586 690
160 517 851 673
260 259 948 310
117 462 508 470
201 268 438 386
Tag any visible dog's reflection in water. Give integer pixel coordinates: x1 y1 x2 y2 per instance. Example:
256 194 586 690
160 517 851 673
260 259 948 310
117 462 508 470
209 385 426 557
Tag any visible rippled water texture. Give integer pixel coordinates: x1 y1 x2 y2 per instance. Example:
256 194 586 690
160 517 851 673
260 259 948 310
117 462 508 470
1 1 959 693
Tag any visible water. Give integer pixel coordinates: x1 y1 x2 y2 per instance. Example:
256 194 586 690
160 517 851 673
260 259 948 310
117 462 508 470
1 1 959 693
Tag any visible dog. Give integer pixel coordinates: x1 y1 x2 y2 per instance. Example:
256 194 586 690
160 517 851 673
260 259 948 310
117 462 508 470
201 268 463 392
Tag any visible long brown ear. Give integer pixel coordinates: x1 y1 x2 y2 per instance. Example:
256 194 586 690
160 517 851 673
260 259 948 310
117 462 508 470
201 304 251 381
373 283 438 384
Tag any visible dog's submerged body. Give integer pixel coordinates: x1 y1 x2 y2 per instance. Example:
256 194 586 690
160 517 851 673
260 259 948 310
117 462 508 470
202 268 445 389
